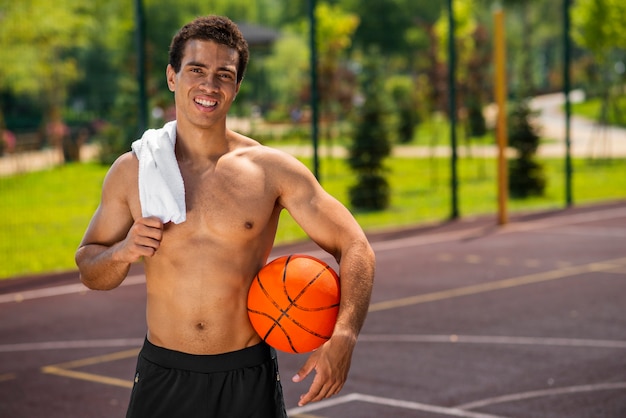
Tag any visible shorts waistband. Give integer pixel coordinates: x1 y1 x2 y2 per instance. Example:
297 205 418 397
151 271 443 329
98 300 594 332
140 338 274 374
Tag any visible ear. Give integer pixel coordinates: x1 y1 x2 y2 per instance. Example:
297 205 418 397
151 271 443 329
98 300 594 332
166 64 176 92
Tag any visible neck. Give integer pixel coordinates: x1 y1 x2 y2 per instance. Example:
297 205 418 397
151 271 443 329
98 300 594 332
174 119 231 165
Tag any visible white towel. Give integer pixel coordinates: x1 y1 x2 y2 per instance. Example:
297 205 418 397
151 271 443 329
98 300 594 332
131 121 186 224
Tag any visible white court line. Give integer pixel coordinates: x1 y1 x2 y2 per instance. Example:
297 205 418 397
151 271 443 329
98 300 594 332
0 338 144 353
287 392 507 418
0 274 144 304
456 382 626 410
358 334 626 349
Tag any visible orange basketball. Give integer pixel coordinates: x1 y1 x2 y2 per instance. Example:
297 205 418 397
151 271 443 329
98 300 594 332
247 254 340 353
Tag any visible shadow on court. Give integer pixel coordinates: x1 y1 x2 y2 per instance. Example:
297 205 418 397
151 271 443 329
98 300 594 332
1 200 625 418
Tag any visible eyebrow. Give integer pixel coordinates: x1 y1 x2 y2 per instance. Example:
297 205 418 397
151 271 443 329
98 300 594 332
185 61 207 68
185 61 236 74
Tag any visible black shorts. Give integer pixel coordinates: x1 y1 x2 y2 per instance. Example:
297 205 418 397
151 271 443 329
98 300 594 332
126 338 287 418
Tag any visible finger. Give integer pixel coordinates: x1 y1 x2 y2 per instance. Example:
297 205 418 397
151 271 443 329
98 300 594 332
297 365 338 406
292 354 317 383
131 221 163 242
123 224 162 258
142 216 163 226
138 218 164 235
326 380 344 398
302 360 349 406
299 379 340 406
298 380 324 406
135 236 161 252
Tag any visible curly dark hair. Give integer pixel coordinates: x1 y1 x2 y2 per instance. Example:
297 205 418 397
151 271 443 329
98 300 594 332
169 15 249 84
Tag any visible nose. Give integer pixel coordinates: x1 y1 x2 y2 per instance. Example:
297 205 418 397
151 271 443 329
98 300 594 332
199 75 219 93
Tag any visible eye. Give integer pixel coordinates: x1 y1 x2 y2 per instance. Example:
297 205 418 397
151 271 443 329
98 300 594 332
190 67 203 74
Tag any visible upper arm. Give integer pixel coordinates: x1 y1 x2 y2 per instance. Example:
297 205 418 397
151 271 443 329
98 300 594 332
270 150 375 339
79 152 137 248
274 153 367 260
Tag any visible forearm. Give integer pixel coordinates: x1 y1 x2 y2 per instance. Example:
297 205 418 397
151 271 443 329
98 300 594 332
334 239 375 339
75 243 132 290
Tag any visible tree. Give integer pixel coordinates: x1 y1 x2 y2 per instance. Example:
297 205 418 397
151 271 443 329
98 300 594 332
572 0 626 125
348 53 392 211
386 75 420 144
475 0 560 94
0 0 94 159
434 0 490 142
264 34 310 113
507 100 546 198
314 3 360 134
342 0 442 59
571 0 626 58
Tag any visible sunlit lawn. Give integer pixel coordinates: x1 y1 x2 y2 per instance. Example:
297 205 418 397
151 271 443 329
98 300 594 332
1 155 624 279
571 96 626 128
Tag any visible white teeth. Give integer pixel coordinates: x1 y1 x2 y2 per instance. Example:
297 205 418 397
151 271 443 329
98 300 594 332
195 98 216 107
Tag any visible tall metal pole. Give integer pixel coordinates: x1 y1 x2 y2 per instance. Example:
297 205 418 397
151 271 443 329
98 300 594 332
494 9 508 225
563 0 573 207
308 0 320 181
135 0 148 136
447 0 459 219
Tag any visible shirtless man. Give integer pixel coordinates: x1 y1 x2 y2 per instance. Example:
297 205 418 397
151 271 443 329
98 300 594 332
76 15 375 418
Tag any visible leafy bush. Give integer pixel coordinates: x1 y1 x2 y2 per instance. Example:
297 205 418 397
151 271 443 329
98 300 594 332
466 97 487 138
507 99 546 197
386 75 419 144
94 77 139 164
348 54 392 210
94 123 131 165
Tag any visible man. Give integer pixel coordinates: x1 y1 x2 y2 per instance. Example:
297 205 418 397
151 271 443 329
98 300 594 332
76 15 375 418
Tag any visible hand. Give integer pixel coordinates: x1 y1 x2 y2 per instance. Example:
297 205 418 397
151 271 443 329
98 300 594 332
291 333 356 406
117 216 163 263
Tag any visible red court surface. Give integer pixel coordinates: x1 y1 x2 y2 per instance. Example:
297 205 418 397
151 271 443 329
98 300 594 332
1 200 625 417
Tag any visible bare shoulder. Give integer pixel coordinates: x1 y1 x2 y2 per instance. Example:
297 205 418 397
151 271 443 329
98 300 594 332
229 131 314 177
234 134 326 211
109 151 138 176
99 151 139 205
101 151 137 187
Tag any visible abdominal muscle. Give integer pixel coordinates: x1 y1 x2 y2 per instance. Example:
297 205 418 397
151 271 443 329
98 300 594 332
142 236 268 355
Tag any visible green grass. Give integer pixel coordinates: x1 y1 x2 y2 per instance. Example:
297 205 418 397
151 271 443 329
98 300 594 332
1 156 625 279
571 96 626 127
0 163 105 278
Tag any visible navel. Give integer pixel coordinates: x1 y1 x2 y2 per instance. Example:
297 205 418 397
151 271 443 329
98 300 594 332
244 221 254 229
196 322 205 330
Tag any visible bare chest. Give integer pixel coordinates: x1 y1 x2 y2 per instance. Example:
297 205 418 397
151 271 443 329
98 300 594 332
177 158 279 238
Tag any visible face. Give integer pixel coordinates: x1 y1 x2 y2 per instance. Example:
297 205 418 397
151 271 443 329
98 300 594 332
166 39 241 129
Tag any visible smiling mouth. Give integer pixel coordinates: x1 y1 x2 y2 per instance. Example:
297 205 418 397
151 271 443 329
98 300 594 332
195 98 217 108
